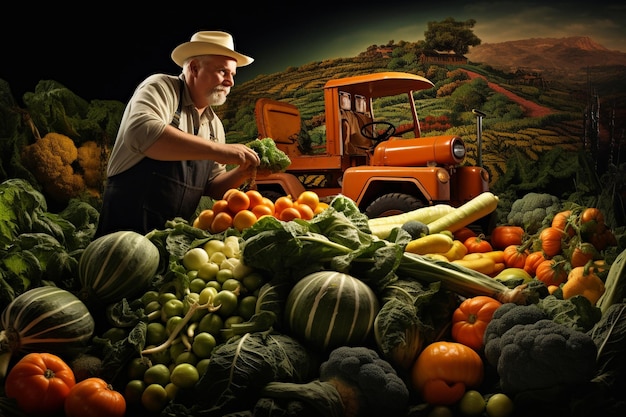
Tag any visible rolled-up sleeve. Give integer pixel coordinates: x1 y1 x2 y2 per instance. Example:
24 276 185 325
123 77 177 153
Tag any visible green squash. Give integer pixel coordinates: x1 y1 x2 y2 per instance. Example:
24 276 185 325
78 231 160 307
0 286 95 377
284 271 380 352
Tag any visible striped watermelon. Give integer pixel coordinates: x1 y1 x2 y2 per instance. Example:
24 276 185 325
0 286 95 363
78 231 160 307
284 271 380 352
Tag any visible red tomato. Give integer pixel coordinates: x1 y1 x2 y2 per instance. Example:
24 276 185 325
489 226 524 250
4 352 76 416
64 377 126 417
463 235 493 253
453 227 477 242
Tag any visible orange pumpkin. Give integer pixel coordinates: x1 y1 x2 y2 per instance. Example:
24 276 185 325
523 250 546 276
569 242 597 268
551 210 575 237
451 296 502 351
539 227 564 257
579 207 607 240
411 341 484 405
580 207 605 225
588 227 617 251
535 258 568 286
489 226 524 250
502 244 529 269
562 264 605 305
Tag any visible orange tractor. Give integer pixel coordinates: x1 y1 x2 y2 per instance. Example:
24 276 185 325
252 71 490 218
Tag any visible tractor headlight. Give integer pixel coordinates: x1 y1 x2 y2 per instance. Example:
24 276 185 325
452 140 466 159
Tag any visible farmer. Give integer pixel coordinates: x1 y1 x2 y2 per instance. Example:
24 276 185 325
96 31 260 237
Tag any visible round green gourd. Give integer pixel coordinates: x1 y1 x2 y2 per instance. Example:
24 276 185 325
78 231 160 306
0 286 95 360
284 271 380 352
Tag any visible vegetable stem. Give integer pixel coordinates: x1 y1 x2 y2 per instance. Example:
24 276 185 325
141 300 219 355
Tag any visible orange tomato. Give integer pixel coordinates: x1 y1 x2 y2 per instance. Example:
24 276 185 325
222 188 238 200
226 190 250 213
252 204 274 218
64 377 126 417
451 296 502 351
314 201 329 214
412 341 484 405
274 196 294 216
233 210 257 231
193 209 215 230
296 191 320 211
279 207 301 221
261 197 275 214
5 352 76 416
294 202 314 220
210 211 233 233
245 190 264 208
211 199 230 215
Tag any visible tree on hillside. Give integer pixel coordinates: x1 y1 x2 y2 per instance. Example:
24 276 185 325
424 17 481 55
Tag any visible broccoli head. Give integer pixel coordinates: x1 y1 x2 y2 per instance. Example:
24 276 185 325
256 346 409 417
483 302 549 367
506 192 561 234
494 319 597 394
319 346 409 417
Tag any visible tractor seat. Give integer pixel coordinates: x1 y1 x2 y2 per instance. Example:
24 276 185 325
341 109 374 155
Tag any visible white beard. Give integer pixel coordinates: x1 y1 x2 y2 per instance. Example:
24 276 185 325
208 89 228 106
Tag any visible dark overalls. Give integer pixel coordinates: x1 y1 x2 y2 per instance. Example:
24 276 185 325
96 81 211 237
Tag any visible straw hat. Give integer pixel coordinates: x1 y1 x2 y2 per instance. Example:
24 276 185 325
171 31 254 67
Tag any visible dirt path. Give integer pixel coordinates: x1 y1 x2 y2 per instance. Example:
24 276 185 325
463 70 554 118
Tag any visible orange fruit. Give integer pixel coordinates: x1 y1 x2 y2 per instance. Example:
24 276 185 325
294 202 314 220
314 202 329 214
210 211 233 233
211 199 230 215
274 196 294 217
222 188 238 200
226 190 250 213
279 207 301 221
261 197 275 214
233 210 257 231
245 190 264 208
193 209 215 230
252 204 274 218
296 191 320 211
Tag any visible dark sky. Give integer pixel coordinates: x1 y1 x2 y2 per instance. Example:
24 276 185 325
2 2 623 104
1 10 292 103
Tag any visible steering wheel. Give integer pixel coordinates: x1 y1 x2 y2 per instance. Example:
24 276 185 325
360 121 396 143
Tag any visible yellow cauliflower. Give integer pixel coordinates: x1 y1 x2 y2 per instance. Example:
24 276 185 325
21 132 86 203
77 140 107 196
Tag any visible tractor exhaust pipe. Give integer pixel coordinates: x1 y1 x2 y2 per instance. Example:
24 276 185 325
472 109 486 167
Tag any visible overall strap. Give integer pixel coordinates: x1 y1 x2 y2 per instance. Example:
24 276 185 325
170 78 198 134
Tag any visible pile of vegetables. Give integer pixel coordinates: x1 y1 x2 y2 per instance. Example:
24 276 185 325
0 179 625 416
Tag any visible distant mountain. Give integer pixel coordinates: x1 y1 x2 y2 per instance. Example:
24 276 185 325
465 36 626 81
